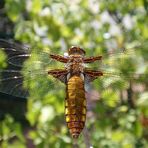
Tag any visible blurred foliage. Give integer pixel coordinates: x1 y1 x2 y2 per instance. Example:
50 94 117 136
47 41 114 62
0 115 26 148
0 0 148 148
0 50 7 68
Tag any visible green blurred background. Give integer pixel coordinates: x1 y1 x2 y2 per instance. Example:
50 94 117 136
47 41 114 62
0 0 148 148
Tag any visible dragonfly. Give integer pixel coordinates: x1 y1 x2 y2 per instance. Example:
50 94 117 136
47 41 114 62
0 39 147 139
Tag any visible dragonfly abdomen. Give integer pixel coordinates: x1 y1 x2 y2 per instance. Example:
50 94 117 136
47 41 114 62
65 75 86 139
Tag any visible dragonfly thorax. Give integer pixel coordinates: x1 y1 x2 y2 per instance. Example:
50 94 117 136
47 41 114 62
65 56 84 76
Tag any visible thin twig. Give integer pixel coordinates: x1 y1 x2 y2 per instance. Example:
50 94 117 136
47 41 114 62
73 138 79 148
82 127 93 148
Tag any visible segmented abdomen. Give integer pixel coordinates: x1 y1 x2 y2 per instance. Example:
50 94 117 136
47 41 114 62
65 75 86 139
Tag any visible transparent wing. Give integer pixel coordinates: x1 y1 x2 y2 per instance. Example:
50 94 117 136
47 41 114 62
86 41 148 71
85 41 148 109
0 39 66 98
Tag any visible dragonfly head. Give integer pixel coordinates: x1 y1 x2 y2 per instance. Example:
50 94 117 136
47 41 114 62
68 46 85 56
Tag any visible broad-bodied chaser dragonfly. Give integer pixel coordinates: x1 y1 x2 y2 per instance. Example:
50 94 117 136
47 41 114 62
0 39 147 139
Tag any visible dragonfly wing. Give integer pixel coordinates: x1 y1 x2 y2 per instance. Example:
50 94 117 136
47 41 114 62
84 69 103 83
86 41 148 72
0 39 29 52
0 70 29 98
0 68 66 98
0 39 30 68
0 39 30 97
0 39 66 98
84 68 147 109
48 69 68 83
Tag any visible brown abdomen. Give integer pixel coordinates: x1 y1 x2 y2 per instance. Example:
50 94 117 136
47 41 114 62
65 75 86 139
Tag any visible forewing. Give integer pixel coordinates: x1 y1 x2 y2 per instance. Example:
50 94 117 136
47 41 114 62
86 41 148 71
